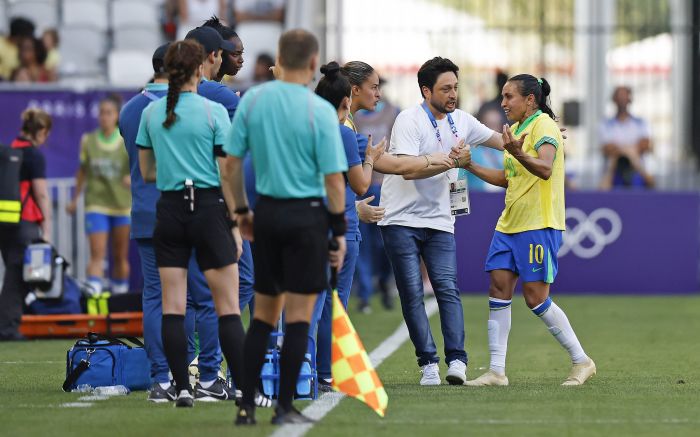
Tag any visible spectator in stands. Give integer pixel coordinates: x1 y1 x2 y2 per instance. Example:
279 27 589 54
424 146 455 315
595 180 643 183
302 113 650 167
0 109 53 341
253 53 274 82
232 0 285 82
67 95 131 295
176 0 228 40
41 29 60 74
11 37 54 83
0 17 35 81
599 86 654 190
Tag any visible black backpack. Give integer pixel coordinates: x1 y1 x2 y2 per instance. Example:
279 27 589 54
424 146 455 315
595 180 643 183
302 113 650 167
0 143 26 228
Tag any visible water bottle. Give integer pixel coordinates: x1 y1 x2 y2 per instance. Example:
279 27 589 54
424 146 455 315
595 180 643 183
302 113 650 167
296 354 312 397
93 385 130 396
71 384 93 393
261 355 275 397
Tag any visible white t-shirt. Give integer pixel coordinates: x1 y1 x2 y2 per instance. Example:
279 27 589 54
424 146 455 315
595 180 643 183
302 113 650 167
378 104 494 233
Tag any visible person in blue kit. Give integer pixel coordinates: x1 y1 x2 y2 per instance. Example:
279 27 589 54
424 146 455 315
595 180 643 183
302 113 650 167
136 39 247 408
311 61 386 392
185 26 256 320
119 43 232 403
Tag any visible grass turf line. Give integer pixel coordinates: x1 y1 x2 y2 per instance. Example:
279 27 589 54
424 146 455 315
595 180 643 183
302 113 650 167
1 296 698 436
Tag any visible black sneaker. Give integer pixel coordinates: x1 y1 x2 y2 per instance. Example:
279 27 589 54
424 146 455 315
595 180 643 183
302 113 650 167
318 379 334 393
147 383 177 403
234 405 257 426
234 389 273 408
175 388 194 408
379 281 394 310
194 377 234 401
271 406 315 425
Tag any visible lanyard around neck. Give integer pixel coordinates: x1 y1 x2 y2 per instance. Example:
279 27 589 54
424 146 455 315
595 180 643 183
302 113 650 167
421 102 458 147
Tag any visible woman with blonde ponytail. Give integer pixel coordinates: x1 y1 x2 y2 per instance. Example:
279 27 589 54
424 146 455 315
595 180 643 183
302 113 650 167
135 39 246 407
0 108 52 341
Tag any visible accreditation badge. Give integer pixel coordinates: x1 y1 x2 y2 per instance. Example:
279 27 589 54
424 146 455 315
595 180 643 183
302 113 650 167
449 168 470 216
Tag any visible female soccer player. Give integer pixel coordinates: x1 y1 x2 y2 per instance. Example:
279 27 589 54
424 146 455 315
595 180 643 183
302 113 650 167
465 74 596 386
313 61 386 390
67 95 131 295
136 39 245 407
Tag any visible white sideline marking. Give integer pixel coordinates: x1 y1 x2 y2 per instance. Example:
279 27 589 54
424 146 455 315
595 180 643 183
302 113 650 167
60 402 94 408
270 298 440 437
78 395 109 402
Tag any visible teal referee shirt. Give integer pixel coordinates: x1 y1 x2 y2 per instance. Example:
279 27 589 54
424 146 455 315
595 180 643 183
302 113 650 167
136 92 231 191
224 81 347 199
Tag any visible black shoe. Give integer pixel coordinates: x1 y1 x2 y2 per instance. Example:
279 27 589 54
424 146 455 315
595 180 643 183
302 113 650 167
235 405 257 426
147 383 177 403
195 377 234 401
234 389 273 408
175 388 194 408
271 406 315 425
318 379 334 393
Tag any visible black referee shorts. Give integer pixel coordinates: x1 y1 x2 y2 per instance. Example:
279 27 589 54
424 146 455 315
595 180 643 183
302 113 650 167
154 188 237 271
253 195 329 295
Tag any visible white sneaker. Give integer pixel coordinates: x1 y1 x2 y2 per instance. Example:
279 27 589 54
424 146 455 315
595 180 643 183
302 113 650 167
445 360 467 385
562 358 596 386
464 369 509 386
419 363 441 386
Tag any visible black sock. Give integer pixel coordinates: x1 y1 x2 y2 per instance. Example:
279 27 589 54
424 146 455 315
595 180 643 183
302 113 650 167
218 314 245 391
161 314 189 393
241 319 274 407
278 321 310 412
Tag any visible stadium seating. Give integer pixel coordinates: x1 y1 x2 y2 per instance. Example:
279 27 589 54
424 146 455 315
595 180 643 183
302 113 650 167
111 0 160 29
7 0 58 32
0 1 7 34
113 27 162 51
108 50 153 87
62 0 109 31
58 26 106 75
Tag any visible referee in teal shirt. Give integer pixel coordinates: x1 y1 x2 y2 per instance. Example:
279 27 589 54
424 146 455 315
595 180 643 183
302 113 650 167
221 30 348 425
136 39 246 408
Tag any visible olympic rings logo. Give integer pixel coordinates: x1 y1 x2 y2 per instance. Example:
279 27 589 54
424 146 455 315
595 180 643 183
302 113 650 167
559 208 622 259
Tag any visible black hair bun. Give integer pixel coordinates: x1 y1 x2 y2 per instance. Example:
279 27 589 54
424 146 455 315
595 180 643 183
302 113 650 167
321 61 340 78
540 78 551 97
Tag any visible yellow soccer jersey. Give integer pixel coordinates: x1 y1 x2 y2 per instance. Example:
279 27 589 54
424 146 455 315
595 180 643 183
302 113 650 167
344 114 357 132
496 111 565 234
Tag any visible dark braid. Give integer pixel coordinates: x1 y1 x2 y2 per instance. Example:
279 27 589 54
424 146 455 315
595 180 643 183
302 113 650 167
162 40 206 129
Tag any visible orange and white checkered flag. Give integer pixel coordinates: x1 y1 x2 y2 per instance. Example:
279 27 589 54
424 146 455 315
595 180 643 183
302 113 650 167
331 290 388 417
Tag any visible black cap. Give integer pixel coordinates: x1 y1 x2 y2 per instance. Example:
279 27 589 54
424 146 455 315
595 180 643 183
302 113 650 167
152 43 170 74
185 26 235 54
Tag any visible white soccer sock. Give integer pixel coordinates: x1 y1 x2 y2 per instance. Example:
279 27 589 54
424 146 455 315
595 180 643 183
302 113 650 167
488 297 512 375
532 297 588 364
199 379 215 389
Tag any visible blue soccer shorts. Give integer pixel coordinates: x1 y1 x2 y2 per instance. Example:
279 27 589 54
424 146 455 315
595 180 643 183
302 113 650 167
484 228 563 283
85 212 131 235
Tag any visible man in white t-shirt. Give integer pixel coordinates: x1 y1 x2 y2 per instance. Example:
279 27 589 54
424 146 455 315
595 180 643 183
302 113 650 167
378 57 503 386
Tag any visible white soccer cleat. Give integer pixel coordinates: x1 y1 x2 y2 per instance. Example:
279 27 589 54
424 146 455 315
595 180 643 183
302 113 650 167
419 363 441 386
445 360 467 385
562 358 596 386
464 369 509 386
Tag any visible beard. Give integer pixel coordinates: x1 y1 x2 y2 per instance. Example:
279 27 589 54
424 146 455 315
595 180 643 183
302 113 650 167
431 97 457 114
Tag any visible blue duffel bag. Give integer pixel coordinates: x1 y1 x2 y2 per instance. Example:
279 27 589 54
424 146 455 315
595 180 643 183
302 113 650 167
63 333 150 392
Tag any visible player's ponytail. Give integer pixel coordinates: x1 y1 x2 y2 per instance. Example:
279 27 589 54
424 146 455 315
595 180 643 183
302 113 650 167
162 40 206 129
509 74 556 120
20 108 52 140
315 61 351 110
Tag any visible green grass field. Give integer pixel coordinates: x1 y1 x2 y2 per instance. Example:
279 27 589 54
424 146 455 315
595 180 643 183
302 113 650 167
1 295 699 437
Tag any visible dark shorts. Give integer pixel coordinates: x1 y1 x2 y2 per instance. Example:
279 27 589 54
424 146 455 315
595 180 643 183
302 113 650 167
153 188 237 271
253 196 329 295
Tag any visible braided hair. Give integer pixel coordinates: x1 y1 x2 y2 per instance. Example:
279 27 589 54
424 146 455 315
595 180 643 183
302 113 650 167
508 74 556 120
162 40 206 129
315 61 351 110
340 61 375 88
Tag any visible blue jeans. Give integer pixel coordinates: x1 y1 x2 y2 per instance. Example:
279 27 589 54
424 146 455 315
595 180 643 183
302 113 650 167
137 239 222 383
379 225 467 367
312 239 360 380
238 240 255 317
